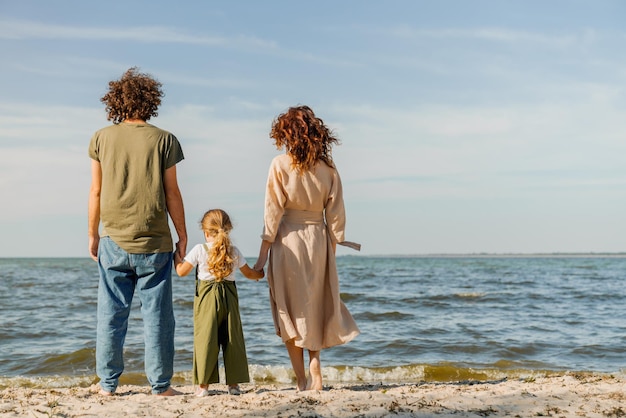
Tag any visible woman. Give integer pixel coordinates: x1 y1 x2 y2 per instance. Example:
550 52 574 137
254 105 360 391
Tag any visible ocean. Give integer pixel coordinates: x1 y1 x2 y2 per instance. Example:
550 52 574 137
1 255 625 389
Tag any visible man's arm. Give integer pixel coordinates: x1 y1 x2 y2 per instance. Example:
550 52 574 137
163 165 187 259
88 160 102 261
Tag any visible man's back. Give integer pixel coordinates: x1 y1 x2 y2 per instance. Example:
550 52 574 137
89 122 184 253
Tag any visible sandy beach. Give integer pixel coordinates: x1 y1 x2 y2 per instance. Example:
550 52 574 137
1 373 624 417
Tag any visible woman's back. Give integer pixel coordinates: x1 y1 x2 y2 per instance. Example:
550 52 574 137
270 154 335 211
263 154 346 245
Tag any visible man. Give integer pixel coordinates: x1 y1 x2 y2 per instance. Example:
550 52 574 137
88 67 187 396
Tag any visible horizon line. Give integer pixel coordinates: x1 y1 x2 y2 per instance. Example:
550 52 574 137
2 252 625 260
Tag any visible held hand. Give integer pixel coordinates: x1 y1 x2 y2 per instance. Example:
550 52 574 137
254 240 271 271
253 252 268 271
254 268 265 282
175 239 187 261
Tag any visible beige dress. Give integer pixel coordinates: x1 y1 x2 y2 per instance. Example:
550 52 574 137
262 154 360 351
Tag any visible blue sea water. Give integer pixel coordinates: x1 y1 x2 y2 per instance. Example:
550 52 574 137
1 255 625 389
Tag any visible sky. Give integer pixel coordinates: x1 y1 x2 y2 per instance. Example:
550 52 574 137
0 0 624 257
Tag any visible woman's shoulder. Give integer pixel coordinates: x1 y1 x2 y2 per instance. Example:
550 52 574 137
268 154 295 177
269 154 340 182
271 153 291 166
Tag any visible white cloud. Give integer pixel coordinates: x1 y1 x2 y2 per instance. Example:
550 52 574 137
0 146 89 219
330 89 626 202
0 102 102 144
387 25 579 48
0 18 278 50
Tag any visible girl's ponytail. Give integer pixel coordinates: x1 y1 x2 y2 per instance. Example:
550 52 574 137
201 209 235 281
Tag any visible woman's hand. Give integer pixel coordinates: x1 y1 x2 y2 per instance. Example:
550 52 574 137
254 240 272 271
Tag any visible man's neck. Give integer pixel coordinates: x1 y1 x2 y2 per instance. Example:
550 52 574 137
124 118 146 124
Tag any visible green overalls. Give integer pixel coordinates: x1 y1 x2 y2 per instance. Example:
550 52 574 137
193 249 250 385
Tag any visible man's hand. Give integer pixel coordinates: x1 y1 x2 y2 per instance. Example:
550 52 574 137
175 239 187 261
89 234 100 261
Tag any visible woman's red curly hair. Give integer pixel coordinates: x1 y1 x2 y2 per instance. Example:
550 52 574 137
270 105 340 172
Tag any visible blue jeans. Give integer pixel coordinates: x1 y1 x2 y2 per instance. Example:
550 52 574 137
96 237 175 394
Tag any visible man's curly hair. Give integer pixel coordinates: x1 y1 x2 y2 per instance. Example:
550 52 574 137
270 105 340 172
100 67 163 124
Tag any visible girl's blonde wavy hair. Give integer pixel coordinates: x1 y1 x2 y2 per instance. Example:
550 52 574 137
201 209 235 282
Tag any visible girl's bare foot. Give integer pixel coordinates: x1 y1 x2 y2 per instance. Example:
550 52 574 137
195 385 209 397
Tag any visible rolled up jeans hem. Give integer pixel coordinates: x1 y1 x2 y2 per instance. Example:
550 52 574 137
152 385 170 395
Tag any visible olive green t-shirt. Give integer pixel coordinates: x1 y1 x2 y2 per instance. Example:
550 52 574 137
88 122 184 253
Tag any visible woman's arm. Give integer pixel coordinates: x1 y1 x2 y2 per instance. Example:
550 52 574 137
253 240 272 271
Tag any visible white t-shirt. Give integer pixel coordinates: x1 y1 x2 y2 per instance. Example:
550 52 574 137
183 242 247 281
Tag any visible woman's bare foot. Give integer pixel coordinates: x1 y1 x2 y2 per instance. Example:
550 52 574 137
307 351 323 391
295 377 308 392
99 389 114 397
307 373 322 390
156 386 182 396
285 341 307 391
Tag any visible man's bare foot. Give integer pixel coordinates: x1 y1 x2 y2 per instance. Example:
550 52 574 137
91 383 114 396
156 386 182 396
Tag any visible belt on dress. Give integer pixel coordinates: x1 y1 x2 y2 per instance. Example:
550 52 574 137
282 209 361 251
283 209 324 224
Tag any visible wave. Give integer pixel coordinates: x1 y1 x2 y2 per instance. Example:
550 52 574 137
2 362 623 390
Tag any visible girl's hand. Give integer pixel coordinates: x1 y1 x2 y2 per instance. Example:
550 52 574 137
241 264 264 281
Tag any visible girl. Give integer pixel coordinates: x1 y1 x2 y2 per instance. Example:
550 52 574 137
175 209 264 396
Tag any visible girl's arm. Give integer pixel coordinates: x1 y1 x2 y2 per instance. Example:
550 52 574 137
240 264 264 281
174 252 194 277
